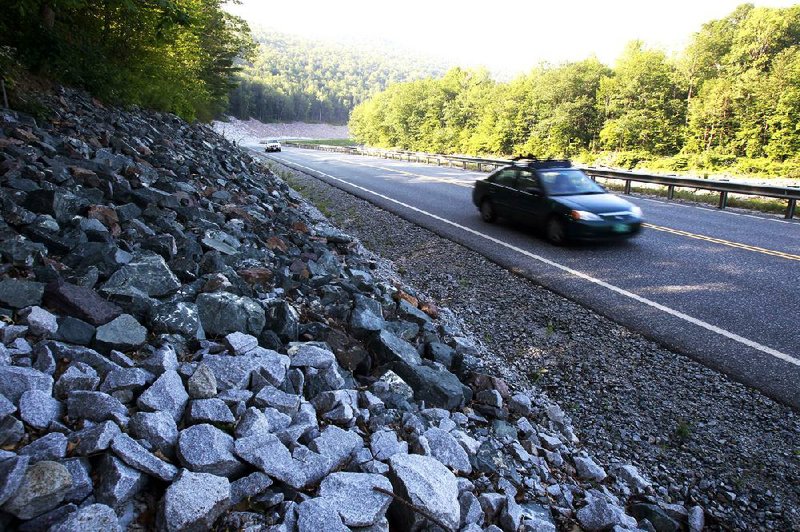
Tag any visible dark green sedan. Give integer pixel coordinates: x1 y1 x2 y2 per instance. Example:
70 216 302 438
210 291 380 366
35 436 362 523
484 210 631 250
472 160 643 244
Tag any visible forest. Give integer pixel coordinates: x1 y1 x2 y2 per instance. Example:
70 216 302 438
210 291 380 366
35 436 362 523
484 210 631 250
349 4 800 177
226 31 446 124
1 0 254 121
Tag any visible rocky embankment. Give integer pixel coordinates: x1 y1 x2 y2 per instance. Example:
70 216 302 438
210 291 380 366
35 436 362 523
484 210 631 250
0 87 701 531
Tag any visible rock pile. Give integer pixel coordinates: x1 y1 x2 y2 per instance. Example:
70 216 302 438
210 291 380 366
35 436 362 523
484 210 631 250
0 87 703 531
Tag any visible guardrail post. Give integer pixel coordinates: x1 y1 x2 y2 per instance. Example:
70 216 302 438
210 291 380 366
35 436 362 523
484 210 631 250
718 191 728 209
787 199 796 219
624 180 631 194
667 185 675 199
462 161 466 170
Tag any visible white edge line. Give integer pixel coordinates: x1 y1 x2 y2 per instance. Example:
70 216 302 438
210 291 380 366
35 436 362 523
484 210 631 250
273 155 800 368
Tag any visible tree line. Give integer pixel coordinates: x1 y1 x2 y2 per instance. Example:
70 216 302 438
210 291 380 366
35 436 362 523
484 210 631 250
226 31 446 124
350 4 800 177
1 0 254 121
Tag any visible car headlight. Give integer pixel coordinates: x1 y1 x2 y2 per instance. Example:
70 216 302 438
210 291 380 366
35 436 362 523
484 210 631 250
570 210 602 221
630 205 642 217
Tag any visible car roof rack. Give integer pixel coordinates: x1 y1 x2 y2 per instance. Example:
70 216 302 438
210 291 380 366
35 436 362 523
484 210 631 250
510 156 572 169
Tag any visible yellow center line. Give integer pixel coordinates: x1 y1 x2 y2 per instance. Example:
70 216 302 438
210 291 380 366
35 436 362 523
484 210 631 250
643 223 800 261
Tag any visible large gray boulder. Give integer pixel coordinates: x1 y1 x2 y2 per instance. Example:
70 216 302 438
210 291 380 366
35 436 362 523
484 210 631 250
196 292 265 337
103 253 180 297
387 453 460 531
319 472 394 527
2 460 73 520
158 470 230 532
137 370 188 422
51 503 121 532
0 366 53 404
177 424 244 478
201 350 289 391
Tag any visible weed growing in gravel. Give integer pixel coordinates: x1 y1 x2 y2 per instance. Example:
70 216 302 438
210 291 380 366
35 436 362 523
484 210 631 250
674 420 693 445
529 367 548 383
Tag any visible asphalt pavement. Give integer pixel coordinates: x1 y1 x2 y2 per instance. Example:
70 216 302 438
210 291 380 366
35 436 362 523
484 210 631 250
258 146 800 409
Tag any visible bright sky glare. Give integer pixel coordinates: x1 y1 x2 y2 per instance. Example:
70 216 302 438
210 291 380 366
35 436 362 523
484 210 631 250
225 0 799 74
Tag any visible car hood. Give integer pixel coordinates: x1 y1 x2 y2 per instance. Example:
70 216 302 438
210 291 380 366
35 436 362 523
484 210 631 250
553 193 635 213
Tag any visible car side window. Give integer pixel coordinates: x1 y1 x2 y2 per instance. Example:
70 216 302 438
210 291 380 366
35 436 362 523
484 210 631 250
516 171 541 194
493 169 517 187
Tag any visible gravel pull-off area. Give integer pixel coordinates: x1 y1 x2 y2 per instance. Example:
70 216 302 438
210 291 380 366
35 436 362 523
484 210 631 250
272 159 800 531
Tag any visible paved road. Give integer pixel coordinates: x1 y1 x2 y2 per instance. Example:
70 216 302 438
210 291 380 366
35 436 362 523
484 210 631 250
258 146 800 409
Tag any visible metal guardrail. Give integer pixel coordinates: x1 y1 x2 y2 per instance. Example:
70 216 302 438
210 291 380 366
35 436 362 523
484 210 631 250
282 142 800 219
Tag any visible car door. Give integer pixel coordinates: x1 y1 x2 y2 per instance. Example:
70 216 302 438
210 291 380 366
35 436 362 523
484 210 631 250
511 170 549 225
484 168 518 218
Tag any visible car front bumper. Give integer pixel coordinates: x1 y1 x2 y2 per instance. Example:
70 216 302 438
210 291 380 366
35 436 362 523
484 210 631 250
565 218 642 240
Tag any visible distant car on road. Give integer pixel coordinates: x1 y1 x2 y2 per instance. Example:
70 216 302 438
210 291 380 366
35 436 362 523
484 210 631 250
263 139 281 152
472 159 643 244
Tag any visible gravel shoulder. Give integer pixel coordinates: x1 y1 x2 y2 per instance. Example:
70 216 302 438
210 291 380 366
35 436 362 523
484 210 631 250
267 159 800 531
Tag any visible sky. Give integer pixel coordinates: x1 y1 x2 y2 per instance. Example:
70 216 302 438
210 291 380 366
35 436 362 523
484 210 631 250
225 0 799 74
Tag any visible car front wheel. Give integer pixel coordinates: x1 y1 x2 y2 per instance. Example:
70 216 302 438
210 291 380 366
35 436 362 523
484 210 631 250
480 199 496 223
545 217 567 245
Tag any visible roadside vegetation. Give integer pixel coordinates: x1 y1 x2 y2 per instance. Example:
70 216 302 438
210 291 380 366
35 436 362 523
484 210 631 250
349 4 800 180
1 0 255 121
226 30 446 125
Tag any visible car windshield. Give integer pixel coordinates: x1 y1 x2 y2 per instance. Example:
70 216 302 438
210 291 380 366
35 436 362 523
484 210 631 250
539 169 605 196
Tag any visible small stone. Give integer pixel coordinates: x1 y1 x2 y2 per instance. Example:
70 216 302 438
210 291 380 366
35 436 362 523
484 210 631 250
1 460 72 520
129 411 179 457
54 363 100 399
137 370 188 422
19 389 63 429
388 453 460 531
201 350 289 391
688 506 704 532
44 280 122 326
50 503 121 532
140 344 179 375
224 331 258 355
196 292 266 337
186 398 235 424
68 390 127 422
424 427 472 474
297 497 348 532
95 454 147 507
576 494 637 531
100 367 154 396
230 471 273 505
111 432 178 481
56 317 96 346
187 364 217 399
509 393 532 415
629 503 681 532
95 314 147 351
459 491 484 527
0 393 15 418
19 432 68 462
0 366 53 404
253 385 300 415
62 457 93 503
0 455 29 506
177 424 244 478
158 470 230 532
103 253 180 297
68 420 121 455
287 343 336 369
370 429 409 461
614 464 651 492
22 306 58 337
149 302 202 337
0 279 44 309
574 456 607 482
319 472 394 527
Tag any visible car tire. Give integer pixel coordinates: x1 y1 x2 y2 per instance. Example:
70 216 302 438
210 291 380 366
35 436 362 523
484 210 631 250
480 199 496 223
545 216 567 245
